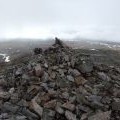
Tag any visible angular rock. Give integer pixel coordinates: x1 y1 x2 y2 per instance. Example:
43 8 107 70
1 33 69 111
75 76 87 85
41 72 49 82
56 77 70 88
0 91 10 100
3 102 19 113
25 86 39 101
50 72 56 79
68 69 81 77
112 101 120 111
44 63 48 68
15 68 23 77
88 111 111 120
67 75 74 82
9 87 15 94
21 107 39 119
0 78 7 86
39 93 50 105
34 48 42 55
69 96 76 103
76 60 93 73
97 72 110 81
42 109 55 120
58 69 65 77
10 92 20 104
55 105 64 114
16 115 27 120
44 100 56 109
62 102 75 111
30 99 43 117
64 55 69 62
65 110 77 120
61 92 69 100
34 64 44 77
0 113 9 119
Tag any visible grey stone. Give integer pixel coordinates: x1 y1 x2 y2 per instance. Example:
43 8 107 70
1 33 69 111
0 91 10 100
56 77 70 88
76 60 93 73
97 72 110 81
15 68 23 76
44 63 48 68
0 113 9 119
67 75 74 82
75 76 87 85
65 110 77 120
16 116 27 120
88 111 111 120
34 64 44 77
68 69 81 77
112 102 120 110
58 69 65 77
55 104 64 114
61 92 69 99
44 100 56 109
69 96 76 103
64 55 69 62
42 109 55 120
21 107 39 120
0 78 7 86
87 95 102 103
22 74 30 80
62 102 75 111
3 102 19 113
30 99 43 117
41 83 49 91
41 72 49 82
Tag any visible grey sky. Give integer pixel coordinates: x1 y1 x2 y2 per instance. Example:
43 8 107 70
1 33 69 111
0 0 120 41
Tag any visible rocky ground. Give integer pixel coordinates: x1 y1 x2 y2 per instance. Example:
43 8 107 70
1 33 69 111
0 38 120 120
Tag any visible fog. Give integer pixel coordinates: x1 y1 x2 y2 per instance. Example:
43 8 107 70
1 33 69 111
0 0 120 41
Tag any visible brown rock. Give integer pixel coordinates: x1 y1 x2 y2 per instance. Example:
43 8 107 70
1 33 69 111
30 99 43 117
39 93 50 105
75 76 87 86
44 99 57 109
34 64 44 77
50 72 56 79
62 102 75 111
88 111 111 120
25 86 39 101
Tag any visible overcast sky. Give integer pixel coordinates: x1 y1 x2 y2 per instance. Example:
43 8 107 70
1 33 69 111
0 0 120 41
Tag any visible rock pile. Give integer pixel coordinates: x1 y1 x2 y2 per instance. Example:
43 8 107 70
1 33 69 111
0 38 120 120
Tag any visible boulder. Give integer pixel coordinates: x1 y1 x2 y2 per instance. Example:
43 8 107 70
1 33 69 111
76 60 93 73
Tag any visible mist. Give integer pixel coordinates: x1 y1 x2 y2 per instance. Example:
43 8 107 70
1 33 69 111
0 0 120 41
